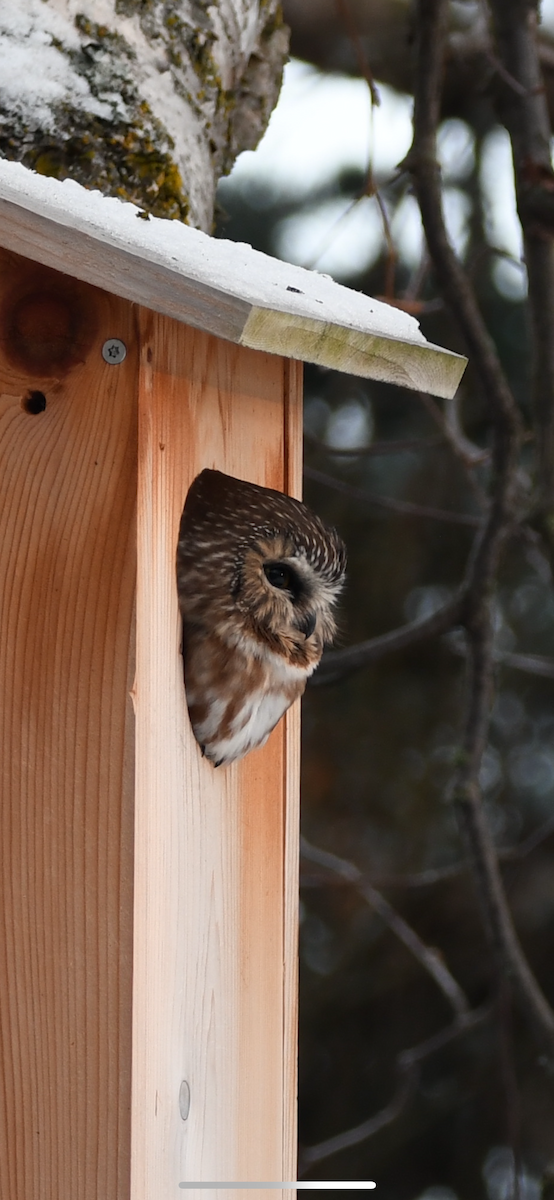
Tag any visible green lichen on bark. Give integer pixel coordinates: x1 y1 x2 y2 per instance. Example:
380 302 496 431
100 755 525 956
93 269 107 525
225 4 289 167
0 13 189 219
0 113 189 221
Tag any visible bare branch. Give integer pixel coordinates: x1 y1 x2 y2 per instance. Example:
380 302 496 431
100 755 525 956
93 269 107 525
487 0 554 541
499 649 554 679
408 0 554 1054
304 432 445 458
315 615 554 689
507 813 554 860
405 2 521 447
417 390 490 470
497 981 523 1200
300 1066 417 1170
299 1005 491 1170
300 837 471 1019
416 390 490 508
487 48 529 96
313 591 464 684
397 1003 492 1069
304 465 482 527
334 0 381 107
448 636 554 681
301 815 554 891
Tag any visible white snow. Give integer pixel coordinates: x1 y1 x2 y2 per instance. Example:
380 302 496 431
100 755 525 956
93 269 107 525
0 157 429 346
0 0 115 127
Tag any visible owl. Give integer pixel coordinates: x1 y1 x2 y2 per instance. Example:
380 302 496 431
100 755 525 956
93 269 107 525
176 469 346 767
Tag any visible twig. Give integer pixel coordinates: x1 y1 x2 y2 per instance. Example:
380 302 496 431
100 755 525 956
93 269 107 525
408 0 554 1054
318 2 403 297
398 1003 491 1068
506 813 554 861
305 431 445 457
313 591 464 684
499 649 554 679
299 194 368 274
448 635 554 681
416 390 490 507
300 1065 417 1171
404 1 521 441
305 465 482 527
403 249 431 302
497 980 523 1200
314 612 554 687
299 1005 491 1170
487 0 554 548
372 188 397 299
300 815 554 891
300 838 471 1019
418 389 490 470
334 0 381 107
487 48 528 96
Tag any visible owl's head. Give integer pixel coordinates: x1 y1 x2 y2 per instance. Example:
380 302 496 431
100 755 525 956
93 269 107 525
177 470 346 669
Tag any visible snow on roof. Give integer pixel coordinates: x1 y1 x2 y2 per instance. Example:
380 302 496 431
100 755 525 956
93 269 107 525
0 158 466 397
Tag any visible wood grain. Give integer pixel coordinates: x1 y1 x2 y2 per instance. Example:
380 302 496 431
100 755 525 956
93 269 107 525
132 317 301 1200
241 307 466 399
0 247 301 1200
0 250 136 1199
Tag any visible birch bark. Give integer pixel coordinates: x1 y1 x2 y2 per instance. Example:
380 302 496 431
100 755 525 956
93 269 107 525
0 0 288 229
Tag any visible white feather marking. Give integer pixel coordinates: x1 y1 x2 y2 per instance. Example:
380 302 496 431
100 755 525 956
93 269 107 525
194 697 227 742
207 688 292 765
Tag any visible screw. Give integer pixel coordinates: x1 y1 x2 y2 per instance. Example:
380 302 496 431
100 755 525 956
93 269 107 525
179 1080 190 1120
102 338 127 365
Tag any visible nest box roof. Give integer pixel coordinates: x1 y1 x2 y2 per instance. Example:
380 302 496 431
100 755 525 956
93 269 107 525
0 159 466 398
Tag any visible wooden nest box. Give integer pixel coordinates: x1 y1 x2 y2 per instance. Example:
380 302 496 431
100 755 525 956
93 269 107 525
0 160 466 1200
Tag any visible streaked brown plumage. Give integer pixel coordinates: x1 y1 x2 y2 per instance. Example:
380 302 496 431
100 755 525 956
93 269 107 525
176 469 346 766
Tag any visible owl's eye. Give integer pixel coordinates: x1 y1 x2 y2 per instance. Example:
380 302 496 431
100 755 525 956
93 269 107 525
264 562 299 596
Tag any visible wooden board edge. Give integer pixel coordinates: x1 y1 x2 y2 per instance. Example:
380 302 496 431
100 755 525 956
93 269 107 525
241 308 468 399
0 196 250 344
282 358 303 1188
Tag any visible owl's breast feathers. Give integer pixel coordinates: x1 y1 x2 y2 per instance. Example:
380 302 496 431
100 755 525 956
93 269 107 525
183 623 308 765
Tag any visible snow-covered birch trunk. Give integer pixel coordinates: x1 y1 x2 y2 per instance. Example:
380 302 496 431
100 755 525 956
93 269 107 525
0 0 288 230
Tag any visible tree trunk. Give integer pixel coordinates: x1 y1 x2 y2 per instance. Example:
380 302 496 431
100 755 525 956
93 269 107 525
0 0 289 230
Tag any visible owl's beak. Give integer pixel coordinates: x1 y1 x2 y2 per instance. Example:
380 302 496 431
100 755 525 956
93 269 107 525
297 611 317 639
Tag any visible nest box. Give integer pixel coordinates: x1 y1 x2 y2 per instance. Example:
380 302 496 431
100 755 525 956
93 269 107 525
0 159 466 1200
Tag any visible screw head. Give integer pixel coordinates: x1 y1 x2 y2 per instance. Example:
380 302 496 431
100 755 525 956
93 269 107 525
102 338 127 365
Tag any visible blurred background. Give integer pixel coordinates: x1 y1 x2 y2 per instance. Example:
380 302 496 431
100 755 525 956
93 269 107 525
216 3 554 1198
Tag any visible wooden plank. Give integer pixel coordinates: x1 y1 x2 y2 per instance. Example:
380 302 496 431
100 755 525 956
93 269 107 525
0 160 467 399
0 196 250 346
0 250 136 1200
132 319 301 1200
282 360 303 1182
241 308 465 399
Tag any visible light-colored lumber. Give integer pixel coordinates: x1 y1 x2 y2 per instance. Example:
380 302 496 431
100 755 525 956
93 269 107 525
132 318 301 1200
0 248 136 1200
0 158 467 399
0 245 301 1200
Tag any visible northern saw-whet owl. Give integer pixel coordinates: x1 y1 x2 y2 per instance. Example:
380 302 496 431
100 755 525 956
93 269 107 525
176 469 346 767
